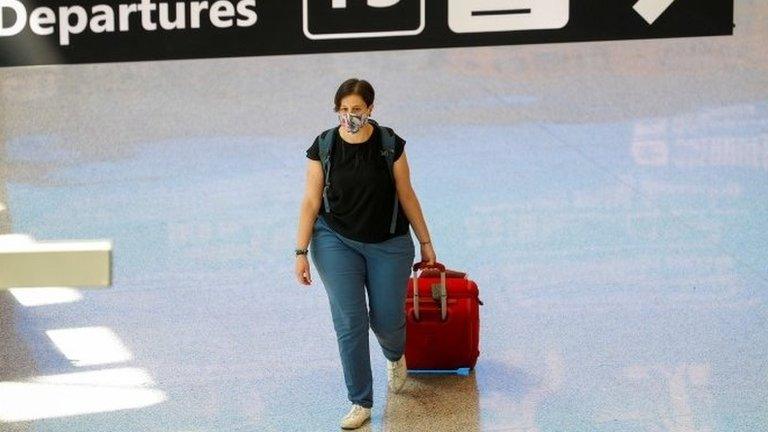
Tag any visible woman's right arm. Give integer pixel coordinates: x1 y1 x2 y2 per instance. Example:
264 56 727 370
296 159 325 251
295 159 324 285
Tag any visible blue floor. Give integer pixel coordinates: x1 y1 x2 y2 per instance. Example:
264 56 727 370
1 2 767 430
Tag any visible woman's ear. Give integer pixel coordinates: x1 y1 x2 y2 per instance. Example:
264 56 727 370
368 104 374 115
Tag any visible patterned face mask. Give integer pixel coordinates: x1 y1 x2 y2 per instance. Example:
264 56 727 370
338 111 369 134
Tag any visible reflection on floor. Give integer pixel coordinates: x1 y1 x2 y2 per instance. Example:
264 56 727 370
0 1 766 430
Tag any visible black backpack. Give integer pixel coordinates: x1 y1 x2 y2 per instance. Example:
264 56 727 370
317 119 399 234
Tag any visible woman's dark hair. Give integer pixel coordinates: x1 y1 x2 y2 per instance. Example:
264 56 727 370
334 78 375 112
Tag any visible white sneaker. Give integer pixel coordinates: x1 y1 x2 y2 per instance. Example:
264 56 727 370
387 355 408 393
340 404 371 430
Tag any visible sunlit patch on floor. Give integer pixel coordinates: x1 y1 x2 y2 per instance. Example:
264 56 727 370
9 287 83 306
0 367 166 422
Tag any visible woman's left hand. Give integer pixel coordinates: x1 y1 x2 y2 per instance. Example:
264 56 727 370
420 243 436 266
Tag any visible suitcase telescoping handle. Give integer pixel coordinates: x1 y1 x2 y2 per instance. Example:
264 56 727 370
411 261 447 321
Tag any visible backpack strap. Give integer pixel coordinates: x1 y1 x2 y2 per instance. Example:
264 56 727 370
317 127 336 214
371 119 399 234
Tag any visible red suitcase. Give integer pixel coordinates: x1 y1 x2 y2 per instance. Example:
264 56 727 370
404 261 482 371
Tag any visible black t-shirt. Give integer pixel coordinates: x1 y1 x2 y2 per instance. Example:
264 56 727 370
306 123 410 243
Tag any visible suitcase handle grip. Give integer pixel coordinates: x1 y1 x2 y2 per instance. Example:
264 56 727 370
411 261 447 321
412 261 446 272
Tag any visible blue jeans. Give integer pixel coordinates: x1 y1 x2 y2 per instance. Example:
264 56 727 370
310 215 415 408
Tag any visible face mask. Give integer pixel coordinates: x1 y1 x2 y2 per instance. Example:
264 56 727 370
339 111 369 134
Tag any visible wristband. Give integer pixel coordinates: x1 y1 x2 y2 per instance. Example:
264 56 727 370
295 248 308 256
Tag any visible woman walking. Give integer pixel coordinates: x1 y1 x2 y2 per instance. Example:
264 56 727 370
294 78 436 429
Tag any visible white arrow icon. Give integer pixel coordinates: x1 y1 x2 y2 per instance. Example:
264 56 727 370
633 0 676 24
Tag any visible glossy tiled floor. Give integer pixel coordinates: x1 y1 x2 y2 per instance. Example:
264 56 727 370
1 2 767 431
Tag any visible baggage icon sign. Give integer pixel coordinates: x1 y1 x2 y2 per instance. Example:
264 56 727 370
303 0 425 40
448 0 569 33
